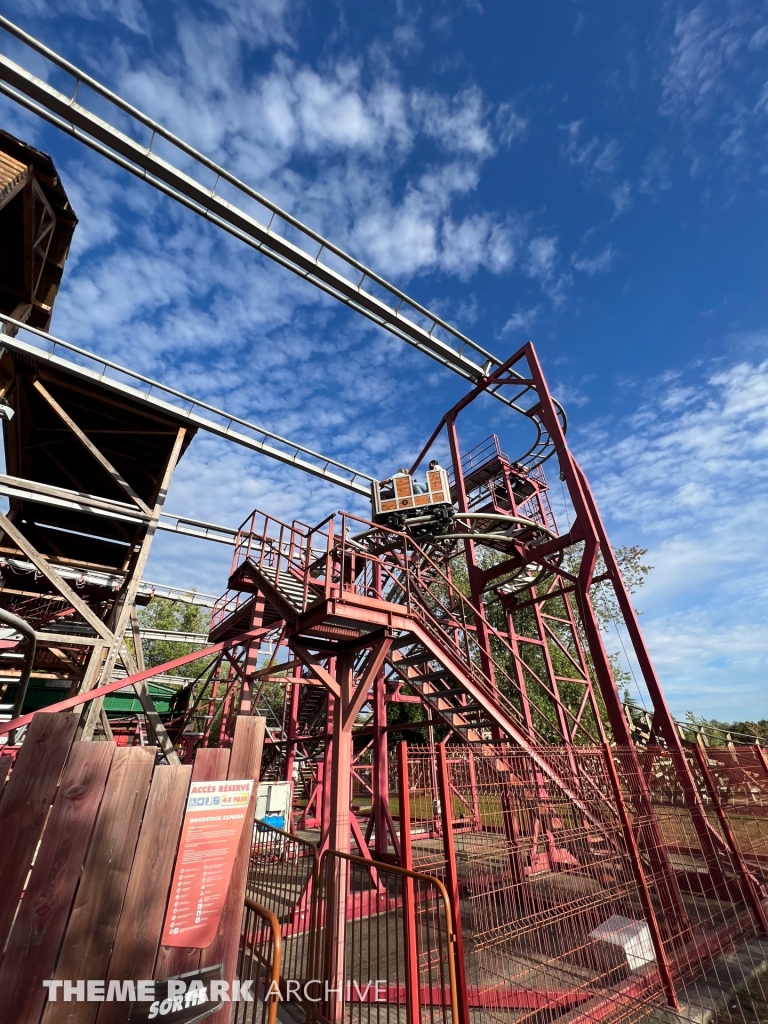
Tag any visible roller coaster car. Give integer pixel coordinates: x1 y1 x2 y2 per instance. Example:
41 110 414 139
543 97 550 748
371 468 454 534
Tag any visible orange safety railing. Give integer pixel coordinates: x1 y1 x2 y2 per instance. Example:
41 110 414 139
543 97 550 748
235 897 282 1024
311 850 460 1024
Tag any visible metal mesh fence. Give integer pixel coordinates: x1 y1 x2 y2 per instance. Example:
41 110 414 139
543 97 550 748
247 819 318 995
404 742 768 1024
311 850 459 1024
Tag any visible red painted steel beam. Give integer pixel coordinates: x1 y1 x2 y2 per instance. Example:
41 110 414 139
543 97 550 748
396 742 421 1024
0 628 265 736
408 348 528 474
437 742 470 1024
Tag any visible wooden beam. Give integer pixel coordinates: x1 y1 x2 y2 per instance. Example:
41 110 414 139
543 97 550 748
129 606 145 673
81 429 186 748
36 632 102 647
33 379 153 515
119 641 180 766
0 511 112 641
0 472 149 521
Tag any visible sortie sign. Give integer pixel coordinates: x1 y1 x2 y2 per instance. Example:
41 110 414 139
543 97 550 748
161 779 255 948
127 965 223 1023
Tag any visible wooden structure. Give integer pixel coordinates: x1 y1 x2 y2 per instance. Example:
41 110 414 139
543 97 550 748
0 337 199 754
0 711 265 1024
0 130 77 332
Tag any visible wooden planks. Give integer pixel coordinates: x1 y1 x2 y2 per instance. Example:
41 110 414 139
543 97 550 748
202 717 266 1022
0 741 114 1023
95 764 192 1024
226 715 266 782
43 746 156 1024
0 721 264 1024
0 712 79 955
153 747 231 982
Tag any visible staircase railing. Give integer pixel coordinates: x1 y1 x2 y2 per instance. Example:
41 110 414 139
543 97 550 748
213 507 601 747
329 513 600 746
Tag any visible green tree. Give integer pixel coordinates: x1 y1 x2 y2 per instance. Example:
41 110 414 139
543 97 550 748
133 597 211 676
683 712 768 746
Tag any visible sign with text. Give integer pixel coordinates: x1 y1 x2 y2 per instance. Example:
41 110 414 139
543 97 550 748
127 965 223 1023
162 779 254 948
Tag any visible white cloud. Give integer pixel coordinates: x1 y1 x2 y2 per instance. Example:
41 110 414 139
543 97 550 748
502 305 540 335
592 138 620 174
559 120 619 176
525 235 558 281
611 181 633 217
660 2 743 122
495 103 527 146
204 0 298 49
15 0 149 34
639 148 672 194
578 355 768 718
657 0 768 173
572 243 617 276
411 85 495 157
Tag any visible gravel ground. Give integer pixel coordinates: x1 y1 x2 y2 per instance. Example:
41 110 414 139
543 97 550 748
717 976 768 1022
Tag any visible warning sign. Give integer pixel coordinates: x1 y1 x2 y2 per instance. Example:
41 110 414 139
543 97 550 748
161 779 255 948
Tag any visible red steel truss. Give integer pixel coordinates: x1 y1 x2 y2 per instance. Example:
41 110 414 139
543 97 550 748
4 340 767 1020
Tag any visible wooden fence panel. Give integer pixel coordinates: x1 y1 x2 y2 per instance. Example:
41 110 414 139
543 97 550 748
0 741 114 1023
203 716 266 1022
42 746 156 1024
0 713 79 954
153 746 231 981
95 764 192 1024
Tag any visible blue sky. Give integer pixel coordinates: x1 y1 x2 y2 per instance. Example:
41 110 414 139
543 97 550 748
1 0 768 720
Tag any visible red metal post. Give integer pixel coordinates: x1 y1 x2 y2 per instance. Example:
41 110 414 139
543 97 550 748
602 743 681 1010
283 668 301 802
397 741 421 1024
467 749 481 831
328 658 352 855
525 342 723 908
445 416 498 695
754 743 768 782
692 744 768 933
373 664 390 858
436 742 470 1024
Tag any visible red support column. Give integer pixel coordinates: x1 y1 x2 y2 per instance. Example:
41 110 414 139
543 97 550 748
328 657 353 855
602 743 681 1011
319 662 336 850
524 342 717 915
397 741 421 1024
373 664 390 858
325 655 354 1023
693 745 768 933
445 417 499 703
283 668 301 799
437 742 470 1024
467 749 481 832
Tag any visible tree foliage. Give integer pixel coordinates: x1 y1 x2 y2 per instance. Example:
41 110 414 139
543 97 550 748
684 712 768 745
439 541 654 743
135 597 211 677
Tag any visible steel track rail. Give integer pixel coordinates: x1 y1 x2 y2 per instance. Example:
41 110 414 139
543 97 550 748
0 16 565 465
0 320 373 495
